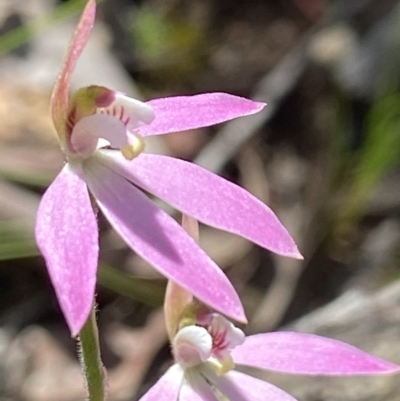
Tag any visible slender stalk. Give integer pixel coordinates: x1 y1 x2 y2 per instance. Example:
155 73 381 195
79 306 106 401
164 214 198 339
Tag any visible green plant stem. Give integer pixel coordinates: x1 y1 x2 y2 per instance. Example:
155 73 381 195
79 306 106 401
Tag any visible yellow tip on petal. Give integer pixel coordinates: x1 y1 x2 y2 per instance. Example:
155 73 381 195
209 354 235 376
121 135 145 160
121 146 136 160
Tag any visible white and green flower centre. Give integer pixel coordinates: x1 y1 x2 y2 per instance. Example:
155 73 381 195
66 86 154 161
173 314 245 376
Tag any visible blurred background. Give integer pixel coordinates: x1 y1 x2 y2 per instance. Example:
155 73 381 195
0 0 400 400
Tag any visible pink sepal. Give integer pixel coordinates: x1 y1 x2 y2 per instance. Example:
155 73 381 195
139 93 265 136
231 332 400 375
103 152 301 258
51 0 96 142
83 157 246 323
203 369 298 401
137 364 184 401
35 165 99 336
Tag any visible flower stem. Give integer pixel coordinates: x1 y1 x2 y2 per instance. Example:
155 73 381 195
79 305 106 401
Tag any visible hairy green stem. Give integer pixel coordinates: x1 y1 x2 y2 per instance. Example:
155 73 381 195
79 306 106 401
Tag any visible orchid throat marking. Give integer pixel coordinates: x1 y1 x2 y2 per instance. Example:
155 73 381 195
65 85 154 161
173 313 245 376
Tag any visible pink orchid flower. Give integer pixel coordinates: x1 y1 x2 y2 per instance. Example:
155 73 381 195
140 311 400 401
35 0 301 336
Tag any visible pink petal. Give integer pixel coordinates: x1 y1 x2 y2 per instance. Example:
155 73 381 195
35 165 99 336
139 93 265 137
83 157 246 323
203 369 298 401
102 152 301 258
51 0 96 142
181 370 219 401
231 332 400 375
138 364 184 401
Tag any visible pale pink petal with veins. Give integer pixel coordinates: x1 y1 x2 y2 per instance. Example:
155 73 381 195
99 151 302 258
82 158 246 323
139 93 265 136
203 369 299 401
35 165 98 336
231 332 400 375
137 364 184 401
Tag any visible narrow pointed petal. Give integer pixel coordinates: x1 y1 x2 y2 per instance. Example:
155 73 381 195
51 0 96 141
102 152 301 258
231 332 400 375
202 368 298 401
83 157 246 323
138 364 184 401
139 93 265 137
35 165 99 336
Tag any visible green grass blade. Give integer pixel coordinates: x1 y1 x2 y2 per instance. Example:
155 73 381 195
98 264 165 307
